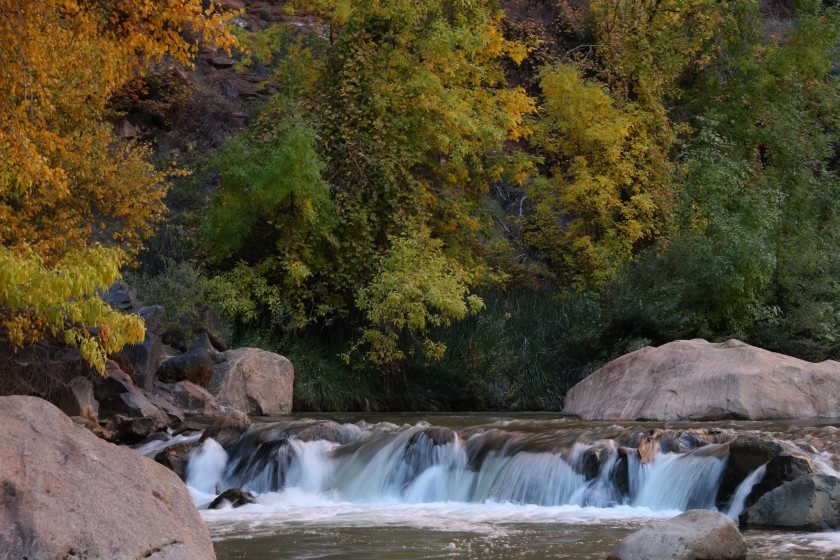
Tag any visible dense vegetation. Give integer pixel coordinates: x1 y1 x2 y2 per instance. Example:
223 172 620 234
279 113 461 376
2 0 839 410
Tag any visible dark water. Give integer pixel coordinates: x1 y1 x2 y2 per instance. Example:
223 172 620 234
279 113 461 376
179 413 840 560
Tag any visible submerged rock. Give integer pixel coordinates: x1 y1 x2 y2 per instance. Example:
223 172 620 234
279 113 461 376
564 339 840 421
607 509 747 560
209 488 257 509
0 396 215 559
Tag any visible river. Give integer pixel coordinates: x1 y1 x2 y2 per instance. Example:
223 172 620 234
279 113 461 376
142 413 840 559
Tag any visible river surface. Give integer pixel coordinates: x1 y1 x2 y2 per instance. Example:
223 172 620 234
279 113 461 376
149 413 840 559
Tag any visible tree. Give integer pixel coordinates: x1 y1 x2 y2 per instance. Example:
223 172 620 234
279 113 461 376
525 64 657 290
206 0 534 368
0 0 235 372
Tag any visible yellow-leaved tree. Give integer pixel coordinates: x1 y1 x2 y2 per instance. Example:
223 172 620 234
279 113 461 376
0 0 235 372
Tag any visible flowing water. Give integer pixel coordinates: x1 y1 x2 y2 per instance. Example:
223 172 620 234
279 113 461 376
143 414 840 559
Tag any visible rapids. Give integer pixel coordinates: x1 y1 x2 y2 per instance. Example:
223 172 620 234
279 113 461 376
143 414 840 559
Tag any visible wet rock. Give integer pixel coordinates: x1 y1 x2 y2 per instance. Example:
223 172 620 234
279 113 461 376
209 488 257 509
718 436 815 511
581 440 617 480
0 396 216 559
564 338 840 421
209 348 294 416
740 474 840 531
200 409 252 448
638 429 661 465
607 509 747 560
155 441 201 480
224 439 294 493
286 420 351 443
157 341 215 387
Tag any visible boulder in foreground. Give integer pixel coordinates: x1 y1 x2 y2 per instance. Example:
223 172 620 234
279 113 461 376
607 509 747 560
208 348 294 416
0 396 216 559
564 339 840 421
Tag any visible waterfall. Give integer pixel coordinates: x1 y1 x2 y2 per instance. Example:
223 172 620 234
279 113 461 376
726 463 767 519
185 419 743 515
186 438 228 495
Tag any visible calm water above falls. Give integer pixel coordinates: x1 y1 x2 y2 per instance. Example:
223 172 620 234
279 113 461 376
173 413 840 559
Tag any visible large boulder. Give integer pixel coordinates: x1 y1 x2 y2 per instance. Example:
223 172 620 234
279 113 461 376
208 348 294 416
607 509 747 560
564 339 840 421
0 396 216 559
740 474 840 531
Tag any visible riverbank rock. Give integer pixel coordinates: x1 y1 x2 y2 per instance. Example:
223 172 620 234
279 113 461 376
740 474 840 531
209 488 257 509
208 348 294 416
200 409 252 448
0 396 216 559
563 339 840 421
607 509 747 560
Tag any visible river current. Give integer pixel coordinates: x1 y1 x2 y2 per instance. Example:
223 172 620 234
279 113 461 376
138 413 840 559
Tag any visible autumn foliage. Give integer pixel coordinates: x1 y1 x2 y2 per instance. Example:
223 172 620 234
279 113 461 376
0 0 235 372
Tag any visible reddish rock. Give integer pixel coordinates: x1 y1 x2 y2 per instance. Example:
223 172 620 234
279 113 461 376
564 339 840 421
0 396 216 559
208 348 294 416
608 509 747 560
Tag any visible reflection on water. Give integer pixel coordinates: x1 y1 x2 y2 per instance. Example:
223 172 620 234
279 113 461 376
178 413 840 560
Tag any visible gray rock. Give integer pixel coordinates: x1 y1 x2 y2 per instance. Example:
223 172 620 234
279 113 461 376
209 488 257 509
157 380 223 416
157 342 215 387
99 281 137 311
607 509 747 560
0 396 216 559
114 312 166 391
209 348 294 416
740 474 840 531
564 339 840 421
719 436 814 512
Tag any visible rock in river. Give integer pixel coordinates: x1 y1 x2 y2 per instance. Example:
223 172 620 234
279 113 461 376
607 509 747 560
0 395 216 559
564 339 840 421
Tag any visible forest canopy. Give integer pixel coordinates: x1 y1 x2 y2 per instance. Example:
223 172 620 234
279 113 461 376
2 0 839 409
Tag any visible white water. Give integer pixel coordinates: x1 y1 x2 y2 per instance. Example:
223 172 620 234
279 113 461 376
726 463 767 519
183 418 840 559
186 421 727 512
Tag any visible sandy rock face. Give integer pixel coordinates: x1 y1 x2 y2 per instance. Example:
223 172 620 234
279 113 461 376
208 348 294 416
0 396 216 560
607 509 747 560
563 339 840 421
